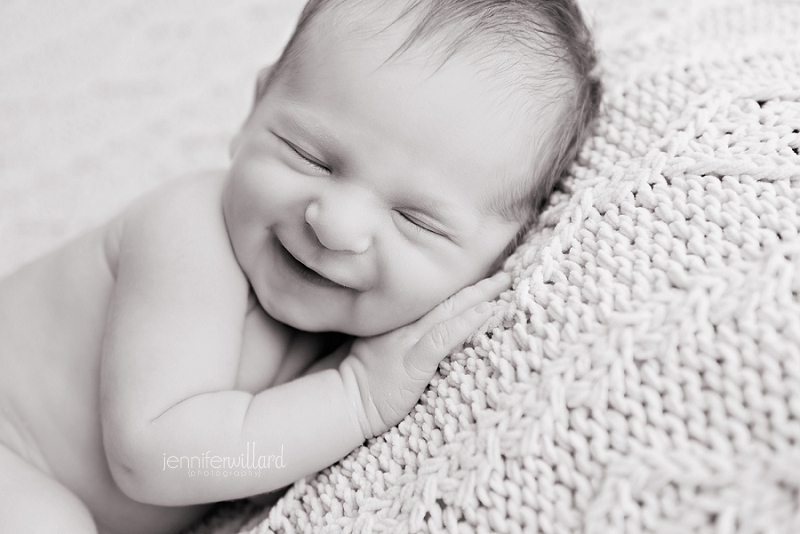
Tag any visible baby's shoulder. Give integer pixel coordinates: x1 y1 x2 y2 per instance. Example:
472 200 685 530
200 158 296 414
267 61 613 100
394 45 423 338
120 172 228 242
123 171 227 227
108 171 242 286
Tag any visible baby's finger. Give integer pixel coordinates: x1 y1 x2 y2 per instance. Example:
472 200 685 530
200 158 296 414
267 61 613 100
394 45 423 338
407 302 495 374
417 271 511 331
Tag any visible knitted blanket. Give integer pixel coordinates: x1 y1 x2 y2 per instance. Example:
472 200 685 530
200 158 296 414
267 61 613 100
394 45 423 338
231 0 800 532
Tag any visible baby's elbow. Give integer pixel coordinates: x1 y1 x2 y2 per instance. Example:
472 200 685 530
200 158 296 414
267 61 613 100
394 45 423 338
103 426 175 505
106 451 150 503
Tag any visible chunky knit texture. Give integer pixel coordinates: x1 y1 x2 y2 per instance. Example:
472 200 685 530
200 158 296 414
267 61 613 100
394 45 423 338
236 0 800 532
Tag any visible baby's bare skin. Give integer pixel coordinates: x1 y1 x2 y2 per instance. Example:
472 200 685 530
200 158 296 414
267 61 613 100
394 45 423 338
0 178 210 532
0 173 334 533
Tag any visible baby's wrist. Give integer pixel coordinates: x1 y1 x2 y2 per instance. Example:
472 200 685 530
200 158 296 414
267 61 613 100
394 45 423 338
337 357 384 441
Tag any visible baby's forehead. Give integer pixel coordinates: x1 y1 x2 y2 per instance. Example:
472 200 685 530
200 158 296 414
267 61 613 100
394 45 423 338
293 3 568 125
299 0 552 73
296 0 570 113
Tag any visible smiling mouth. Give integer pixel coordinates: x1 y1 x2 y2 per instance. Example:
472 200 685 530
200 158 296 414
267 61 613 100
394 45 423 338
274 236 350 290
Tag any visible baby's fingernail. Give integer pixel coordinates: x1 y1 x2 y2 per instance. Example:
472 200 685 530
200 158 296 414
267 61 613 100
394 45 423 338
493 272 512 287
475 302 491 314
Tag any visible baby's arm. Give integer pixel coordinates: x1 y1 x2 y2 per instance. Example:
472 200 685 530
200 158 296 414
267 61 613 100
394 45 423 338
101 175 365 505
101 174 508 507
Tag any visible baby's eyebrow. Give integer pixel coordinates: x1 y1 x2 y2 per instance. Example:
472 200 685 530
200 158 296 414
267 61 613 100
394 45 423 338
274 109 339 154
412 195 456 223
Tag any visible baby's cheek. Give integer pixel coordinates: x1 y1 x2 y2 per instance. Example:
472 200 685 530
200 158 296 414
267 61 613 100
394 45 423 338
389 282 444 325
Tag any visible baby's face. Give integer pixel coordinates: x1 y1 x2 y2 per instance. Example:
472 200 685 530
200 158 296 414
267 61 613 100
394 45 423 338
223 16 544 336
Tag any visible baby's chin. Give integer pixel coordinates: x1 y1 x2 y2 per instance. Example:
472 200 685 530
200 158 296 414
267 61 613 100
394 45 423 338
259 294 420 337
256 296 361 335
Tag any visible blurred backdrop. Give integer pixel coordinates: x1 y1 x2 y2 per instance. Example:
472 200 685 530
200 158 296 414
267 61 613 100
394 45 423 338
0 0 305 277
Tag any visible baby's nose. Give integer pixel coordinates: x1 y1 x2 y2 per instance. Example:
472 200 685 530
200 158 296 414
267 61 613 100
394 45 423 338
305 195 372 254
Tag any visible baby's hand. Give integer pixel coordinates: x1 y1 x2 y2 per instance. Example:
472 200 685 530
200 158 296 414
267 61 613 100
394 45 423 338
338 272 512 440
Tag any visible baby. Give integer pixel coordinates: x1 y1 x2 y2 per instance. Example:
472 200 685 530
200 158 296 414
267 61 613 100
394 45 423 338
0 0 599 533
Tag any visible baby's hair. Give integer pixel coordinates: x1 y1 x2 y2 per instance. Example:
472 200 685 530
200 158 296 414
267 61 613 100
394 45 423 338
253 0 601 234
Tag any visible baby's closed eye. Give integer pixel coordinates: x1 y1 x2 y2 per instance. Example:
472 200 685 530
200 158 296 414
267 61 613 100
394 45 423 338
393 210 446 238
277 134 331 174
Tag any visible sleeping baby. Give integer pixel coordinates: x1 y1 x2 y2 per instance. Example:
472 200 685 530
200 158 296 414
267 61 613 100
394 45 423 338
0 0 599 532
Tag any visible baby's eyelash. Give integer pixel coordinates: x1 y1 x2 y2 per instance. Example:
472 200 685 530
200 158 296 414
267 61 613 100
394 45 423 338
280 137 330 173
291 147 329 172
397 211 440 237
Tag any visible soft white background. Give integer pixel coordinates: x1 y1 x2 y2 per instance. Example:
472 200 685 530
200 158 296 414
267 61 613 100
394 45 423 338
0 0 307 277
